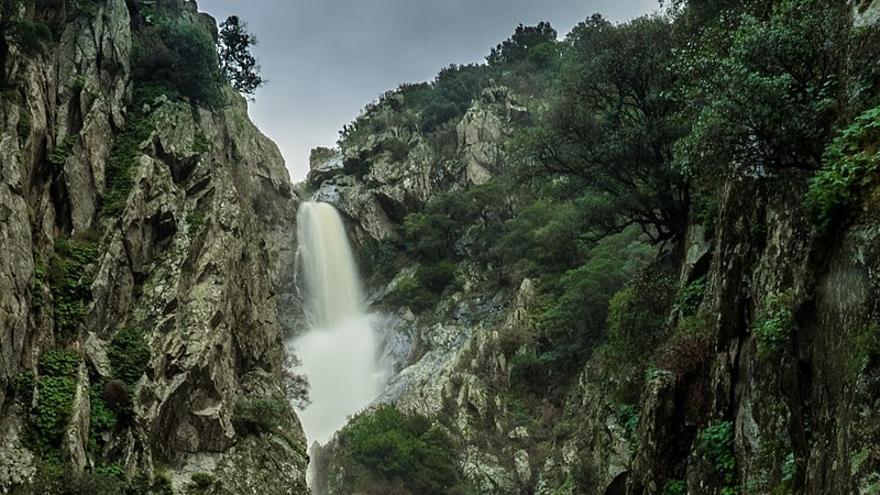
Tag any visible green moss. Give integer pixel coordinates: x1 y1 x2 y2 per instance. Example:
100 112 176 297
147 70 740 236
753 290 795 359
619 404 640 436
17 109 32 141
108 328 150 386
806 106 880 234
382 261 458 314
192 130 210 154
47 134 77 170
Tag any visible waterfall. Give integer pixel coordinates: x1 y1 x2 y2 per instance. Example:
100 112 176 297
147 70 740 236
288 202 385 447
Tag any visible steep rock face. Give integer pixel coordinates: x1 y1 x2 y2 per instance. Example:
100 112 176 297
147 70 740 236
310 84 524 246
0 1 307 492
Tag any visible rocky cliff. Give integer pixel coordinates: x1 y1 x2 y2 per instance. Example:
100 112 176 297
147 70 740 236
0 0 307 493
305 5 880 494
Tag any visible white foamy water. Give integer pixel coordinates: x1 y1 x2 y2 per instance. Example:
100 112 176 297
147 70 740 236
289 202 385 446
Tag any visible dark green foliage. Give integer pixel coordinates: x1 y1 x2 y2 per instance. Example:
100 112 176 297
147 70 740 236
806 106 880 234
0 0 52 86
382 261 458 314
655 314 713 378
753 290 795 359
524 14 689 245
186 210 206 232
697 421 737 490
31 351 80 450
509 350 550 396
103 86 157 217
88 382 117 452
17 108 32 140
108 327 150 386
189 472 215 489
674 0 864 179
679 277 707 317
218 15 263 96
132 13 224 106
662 479 687 495
336 405 465 495
619 404 640 436
47 134 77 170
487 22 558 66
606 268 677 360
232 398 287 436
847 323 880 378
11 461 172 495
12 369 35 405
48 239 97 337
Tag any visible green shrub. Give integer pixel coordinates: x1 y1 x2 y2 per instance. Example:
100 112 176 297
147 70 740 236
88 382 117 452
753 290 795 359
133 14 225 107
102 86 157 217
606 269 677 360
33 376 77 447
47 134 77 169
108 328 150 386
662 479 687 495
12 370 35 405
49 239 97 338
697 421 737 488
619 404 640 436
509 350 550 396
233 398 287 436
679 276 707 317
337 405 464 495
186 210 206 232
655 314 713 378
190 472 215 489
806 106 880 234
382 261 458 314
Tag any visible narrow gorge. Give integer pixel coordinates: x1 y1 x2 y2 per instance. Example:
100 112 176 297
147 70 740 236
1 0 880 494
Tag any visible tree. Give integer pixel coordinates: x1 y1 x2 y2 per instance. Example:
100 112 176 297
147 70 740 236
524 14 689 246
0 0 50 86
487 21 557 66
673 0 864 179
218 15 264 96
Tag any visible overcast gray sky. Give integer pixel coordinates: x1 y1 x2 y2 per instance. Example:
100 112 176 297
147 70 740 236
200 0 659 181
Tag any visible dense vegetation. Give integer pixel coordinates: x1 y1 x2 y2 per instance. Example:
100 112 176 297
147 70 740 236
322 0 880 492
318 406 469 494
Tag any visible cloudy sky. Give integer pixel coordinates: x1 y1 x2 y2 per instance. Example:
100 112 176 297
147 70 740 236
200 0 659 181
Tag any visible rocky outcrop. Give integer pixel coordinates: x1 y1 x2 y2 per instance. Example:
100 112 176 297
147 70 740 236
0 1 307 492
310 83 526 246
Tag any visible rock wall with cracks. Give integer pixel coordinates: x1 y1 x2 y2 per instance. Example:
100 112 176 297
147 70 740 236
0 0 307 492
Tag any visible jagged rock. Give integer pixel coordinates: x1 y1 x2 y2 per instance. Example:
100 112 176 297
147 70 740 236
63 363 91 474
0 1 308 492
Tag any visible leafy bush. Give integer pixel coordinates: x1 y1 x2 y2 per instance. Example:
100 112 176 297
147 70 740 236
49 239 97 338
679 277 707 317
806 106 880 234
12 370 35 405
697 421 737 489
753 290 795 359
32 351 80 449
132 14 225 106
509 350 550 396
662 479 687 495
47 134 77 169
102 86 160 217
232 398 287 436
108 328 150 386
655 314 713 378
190 472 215 489
487 22 558 66
382 261 458 314
606 269 677 360
336 405 465 495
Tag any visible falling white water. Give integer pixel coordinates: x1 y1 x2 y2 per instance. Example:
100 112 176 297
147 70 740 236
289 202 385 446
